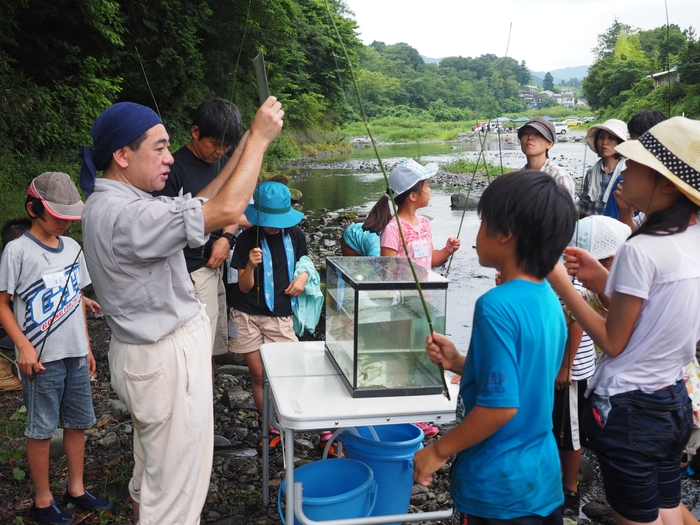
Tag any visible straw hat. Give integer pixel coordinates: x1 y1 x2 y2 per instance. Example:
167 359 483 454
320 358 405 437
616 117 700 206
0 356 22 392
587 119 628 155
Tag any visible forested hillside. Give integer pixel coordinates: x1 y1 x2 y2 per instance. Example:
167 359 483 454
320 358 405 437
348 42 532 121
582 19 700 120
1 0 360 157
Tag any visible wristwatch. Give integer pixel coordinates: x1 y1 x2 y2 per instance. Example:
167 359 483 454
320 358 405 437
222 232 237 248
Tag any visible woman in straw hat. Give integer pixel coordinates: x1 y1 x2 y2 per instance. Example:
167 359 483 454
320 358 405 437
579 119 629 218
549 116 700 525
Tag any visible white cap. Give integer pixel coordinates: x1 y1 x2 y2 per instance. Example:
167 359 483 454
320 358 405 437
569 216 630 260
389 159 439 196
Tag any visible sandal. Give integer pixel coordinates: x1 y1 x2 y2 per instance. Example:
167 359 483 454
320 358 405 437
29 500 74 524
319 440 345 458
258 434 281 451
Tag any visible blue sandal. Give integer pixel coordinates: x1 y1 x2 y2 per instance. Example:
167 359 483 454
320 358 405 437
29 500 74 524
64 489 113 511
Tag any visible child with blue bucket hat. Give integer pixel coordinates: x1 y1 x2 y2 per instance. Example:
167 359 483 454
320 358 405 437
228 182 308 443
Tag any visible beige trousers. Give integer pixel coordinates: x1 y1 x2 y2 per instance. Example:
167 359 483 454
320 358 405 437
109 305 213 525
190 265 228 356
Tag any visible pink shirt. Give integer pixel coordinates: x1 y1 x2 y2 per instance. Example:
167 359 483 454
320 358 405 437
380 215 433 269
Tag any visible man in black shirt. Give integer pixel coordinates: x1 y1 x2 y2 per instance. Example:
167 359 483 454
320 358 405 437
155 98 246 361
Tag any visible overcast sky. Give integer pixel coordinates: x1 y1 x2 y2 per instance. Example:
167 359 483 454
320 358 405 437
342 0 699 72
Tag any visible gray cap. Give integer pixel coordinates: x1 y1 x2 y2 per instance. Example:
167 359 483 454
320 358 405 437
27 172 84 220
517 117 556 143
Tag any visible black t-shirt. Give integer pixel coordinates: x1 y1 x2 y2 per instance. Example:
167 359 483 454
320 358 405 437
152 145 229 273
229 226 308 316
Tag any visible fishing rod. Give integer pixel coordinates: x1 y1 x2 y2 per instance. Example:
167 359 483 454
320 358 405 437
324 0 451 399
445 23 514 277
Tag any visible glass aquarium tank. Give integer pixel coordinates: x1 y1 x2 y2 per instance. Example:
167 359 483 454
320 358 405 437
325 257 448 398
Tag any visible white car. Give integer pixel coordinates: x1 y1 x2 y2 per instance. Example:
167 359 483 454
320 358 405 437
554 122 568 135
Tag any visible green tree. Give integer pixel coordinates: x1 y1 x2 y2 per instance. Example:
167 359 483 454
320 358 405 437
678 39 700 84
543 72 554 91
593 18 633 60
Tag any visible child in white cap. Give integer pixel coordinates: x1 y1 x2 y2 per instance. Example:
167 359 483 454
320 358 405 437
364 159 461 437
556 215 630 511
364 159 460 269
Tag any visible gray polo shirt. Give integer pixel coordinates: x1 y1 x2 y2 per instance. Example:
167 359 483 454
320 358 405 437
82 178 209 344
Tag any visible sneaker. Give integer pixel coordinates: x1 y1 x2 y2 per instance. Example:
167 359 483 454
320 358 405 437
63 489 113 511
563 488 580 508
29 500 74 524
415 421 439 438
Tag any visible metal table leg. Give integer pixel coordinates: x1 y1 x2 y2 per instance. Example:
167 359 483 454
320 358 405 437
262 376 270 506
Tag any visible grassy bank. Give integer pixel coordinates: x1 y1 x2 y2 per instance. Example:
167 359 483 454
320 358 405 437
340 108 596 143
442 158 514 177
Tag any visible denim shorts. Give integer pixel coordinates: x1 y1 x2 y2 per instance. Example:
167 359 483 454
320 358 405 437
583 380 692 523
22 356 96 439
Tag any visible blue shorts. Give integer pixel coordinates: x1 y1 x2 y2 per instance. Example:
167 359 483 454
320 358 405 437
22 356 96 439
584 380 692 523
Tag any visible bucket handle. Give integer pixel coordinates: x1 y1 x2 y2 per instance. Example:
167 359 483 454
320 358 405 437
277 478 379 524
335 426 380 448
367 480 378 515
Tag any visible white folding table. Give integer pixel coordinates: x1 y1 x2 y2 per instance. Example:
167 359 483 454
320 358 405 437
261 341 458 525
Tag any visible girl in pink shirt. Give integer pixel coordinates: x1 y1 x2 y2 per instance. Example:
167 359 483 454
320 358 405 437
364 159 460 270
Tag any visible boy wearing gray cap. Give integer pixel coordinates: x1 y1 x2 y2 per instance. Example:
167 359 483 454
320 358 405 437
518 117 575 200
0 172 111 523
80 97 283 525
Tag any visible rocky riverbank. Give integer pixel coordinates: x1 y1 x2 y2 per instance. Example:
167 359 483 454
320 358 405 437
0 314 594 525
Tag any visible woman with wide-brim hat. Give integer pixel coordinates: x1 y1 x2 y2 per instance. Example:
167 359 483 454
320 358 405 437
579 119 628 218
549 116 700 525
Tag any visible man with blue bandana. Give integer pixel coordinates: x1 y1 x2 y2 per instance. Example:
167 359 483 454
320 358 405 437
79 98 283 525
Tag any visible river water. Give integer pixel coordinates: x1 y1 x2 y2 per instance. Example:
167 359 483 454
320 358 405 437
291 133 593 353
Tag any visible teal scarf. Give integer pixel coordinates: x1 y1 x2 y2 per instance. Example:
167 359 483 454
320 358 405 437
260 231 296 313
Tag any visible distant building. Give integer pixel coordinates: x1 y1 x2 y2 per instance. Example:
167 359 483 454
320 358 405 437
576 98 588 106
647 66 679 88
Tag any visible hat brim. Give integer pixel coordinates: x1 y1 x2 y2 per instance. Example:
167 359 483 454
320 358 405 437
587 124 627 155
43 201 83 221
518 122 555 143
616 140 700 206
244 203 304 228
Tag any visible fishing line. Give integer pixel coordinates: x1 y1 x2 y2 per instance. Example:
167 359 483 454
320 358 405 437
35 249 83 366
324 0 450 399
664 0 672 116
135 46 162 119
218 0 254 176
445 22 513 277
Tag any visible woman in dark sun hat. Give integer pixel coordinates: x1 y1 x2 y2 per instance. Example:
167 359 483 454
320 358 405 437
549 116 700 524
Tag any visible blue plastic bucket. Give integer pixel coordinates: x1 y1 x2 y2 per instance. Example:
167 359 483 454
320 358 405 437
340 424 424 523
278 458 377 525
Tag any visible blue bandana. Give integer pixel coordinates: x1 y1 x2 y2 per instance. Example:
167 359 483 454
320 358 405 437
78 102 162 194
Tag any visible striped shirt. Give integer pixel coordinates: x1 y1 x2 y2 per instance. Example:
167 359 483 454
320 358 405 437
565 280 596 381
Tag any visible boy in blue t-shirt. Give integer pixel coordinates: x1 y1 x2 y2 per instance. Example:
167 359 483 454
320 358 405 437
414 170 576 525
